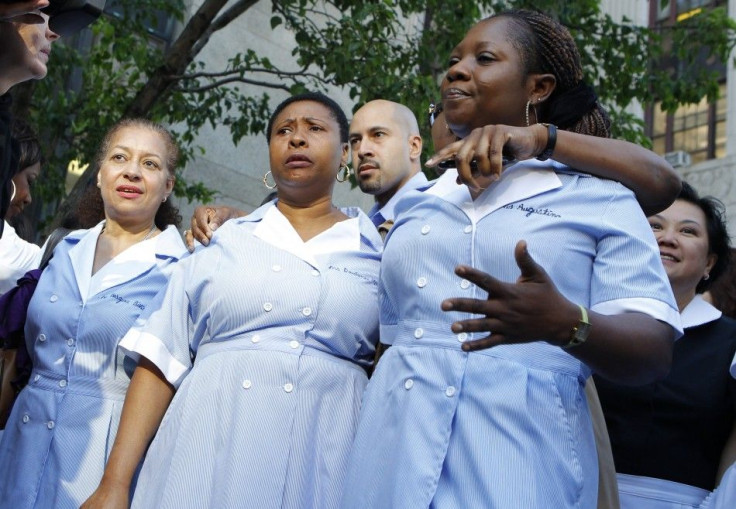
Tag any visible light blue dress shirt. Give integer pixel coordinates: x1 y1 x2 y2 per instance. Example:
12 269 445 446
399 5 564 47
367 171 429 224
0 224 187 509
122 203 382 509
340 161 681 509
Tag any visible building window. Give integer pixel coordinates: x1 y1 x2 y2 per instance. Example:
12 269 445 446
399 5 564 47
105 0 177 44
648 0 727 164
649 82 726 164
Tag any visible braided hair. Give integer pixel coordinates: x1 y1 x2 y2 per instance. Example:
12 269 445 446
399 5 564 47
492 9 611 138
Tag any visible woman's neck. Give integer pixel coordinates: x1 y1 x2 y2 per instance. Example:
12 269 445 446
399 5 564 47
92 219 160 275
674 287 697 313
276 195 348 242
101 219 158 240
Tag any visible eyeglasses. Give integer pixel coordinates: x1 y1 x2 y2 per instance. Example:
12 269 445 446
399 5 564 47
428 102 443 127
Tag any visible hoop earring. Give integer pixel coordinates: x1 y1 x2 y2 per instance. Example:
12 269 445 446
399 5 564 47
525 100 532 127
9 180 16 202
336 165 351 183
262 171 276 190
703 273 710 281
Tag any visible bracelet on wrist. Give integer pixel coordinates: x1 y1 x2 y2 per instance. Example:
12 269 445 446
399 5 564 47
536 123 557 161
562 304 591 349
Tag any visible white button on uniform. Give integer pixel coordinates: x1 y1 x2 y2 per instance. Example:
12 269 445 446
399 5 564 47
421 225 431 235
302 307 312 317
67 338 75 346
284 383 294 393
38 334 46 342
251 335 261 343
445 386 457 397
463 225 472 234
457 332 468 342
47 421 55 429
289 340 300 349
272 264 282 272
22 414 29 423
404 379 414 390
263 302 273 312
49 295 58 302
34 375 40 382
59 380 67 388
417 277 427 288
311 270 320 277
460 279 471 289
414 328 424 339
242 379 252 389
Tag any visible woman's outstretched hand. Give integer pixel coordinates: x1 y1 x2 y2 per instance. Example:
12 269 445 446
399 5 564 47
441 240 578 351
426 124 548 191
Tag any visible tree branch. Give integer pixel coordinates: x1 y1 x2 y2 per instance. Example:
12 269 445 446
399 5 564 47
180 66 324 81
192 0 260 56
177 76 291 93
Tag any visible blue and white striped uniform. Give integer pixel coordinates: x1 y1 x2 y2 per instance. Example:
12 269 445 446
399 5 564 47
340 161 681 509
122 204 381 509
0 224 187 509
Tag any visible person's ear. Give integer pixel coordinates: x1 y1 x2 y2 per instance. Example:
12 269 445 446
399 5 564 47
704 253 718 281
408 134 422 161
528 73 556 105
165 176 175 195
340 142 349 168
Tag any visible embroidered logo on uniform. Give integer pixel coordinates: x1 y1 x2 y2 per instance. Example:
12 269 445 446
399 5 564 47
327 265 378 286
503 203 561 218
102 293 146 310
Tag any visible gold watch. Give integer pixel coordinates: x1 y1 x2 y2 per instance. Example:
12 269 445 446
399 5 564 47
563 305 591 349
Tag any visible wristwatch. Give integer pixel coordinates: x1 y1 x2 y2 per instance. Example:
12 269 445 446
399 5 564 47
536 123 557 161
563 304 591 349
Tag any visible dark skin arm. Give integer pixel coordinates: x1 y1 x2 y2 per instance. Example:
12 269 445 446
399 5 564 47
441 240 676 385
426 123 681 216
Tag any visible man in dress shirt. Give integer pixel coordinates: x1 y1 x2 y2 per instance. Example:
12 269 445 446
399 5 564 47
348 99 428 234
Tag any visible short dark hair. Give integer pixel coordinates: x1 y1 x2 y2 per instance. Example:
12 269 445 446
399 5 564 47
266 92 348 144
678 181 731 292
12 119 42 176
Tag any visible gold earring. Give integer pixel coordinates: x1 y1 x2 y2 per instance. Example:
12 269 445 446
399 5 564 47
336 165 351 183
263 171 276 190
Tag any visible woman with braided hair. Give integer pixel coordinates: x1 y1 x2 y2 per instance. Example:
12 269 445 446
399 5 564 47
340 9 681 509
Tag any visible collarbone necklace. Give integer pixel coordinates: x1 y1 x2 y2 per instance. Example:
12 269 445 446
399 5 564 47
101 221 158 242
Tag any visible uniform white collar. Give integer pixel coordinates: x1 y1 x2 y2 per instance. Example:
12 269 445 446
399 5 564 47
67 223 186 303
680 294 722 328
252 203 360 268
426 159 564 223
